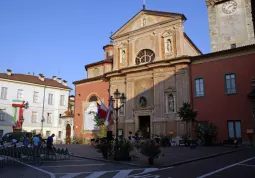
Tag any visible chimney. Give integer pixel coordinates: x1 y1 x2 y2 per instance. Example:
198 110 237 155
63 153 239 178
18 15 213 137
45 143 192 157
57 78 62 83
7 69 12 76
52 76 57 80
62 80 67 86
38 74 45 81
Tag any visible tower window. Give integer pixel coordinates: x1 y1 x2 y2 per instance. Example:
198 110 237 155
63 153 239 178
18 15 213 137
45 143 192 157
231 44 236 49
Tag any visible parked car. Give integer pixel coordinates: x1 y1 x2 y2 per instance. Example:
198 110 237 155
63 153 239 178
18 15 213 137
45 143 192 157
0 132 33 145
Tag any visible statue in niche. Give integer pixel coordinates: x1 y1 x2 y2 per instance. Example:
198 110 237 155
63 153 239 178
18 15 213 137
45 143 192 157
167 39 172 52
121 50 126 63
168 94 174 112
142 18 146 27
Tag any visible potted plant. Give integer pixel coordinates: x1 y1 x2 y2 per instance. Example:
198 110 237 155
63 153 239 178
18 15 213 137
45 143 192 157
95 138 111 159
65 137 71 144
140 139 161 165
114 139 133 161
178 102 197 140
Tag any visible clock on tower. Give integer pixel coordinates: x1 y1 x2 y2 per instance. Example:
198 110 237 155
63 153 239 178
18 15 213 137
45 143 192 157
205 0 255 52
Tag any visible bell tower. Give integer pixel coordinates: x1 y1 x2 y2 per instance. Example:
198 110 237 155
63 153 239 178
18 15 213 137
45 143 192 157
205 0 255 52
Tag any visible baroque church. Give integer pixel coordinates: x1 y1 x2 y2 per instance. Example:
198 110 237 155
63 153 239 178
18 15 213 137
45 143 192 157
74 6 201 140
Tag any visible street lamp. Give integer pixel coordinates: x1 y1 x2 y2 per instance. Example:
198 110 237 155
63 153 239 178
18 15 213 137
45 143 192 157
110 89 126 139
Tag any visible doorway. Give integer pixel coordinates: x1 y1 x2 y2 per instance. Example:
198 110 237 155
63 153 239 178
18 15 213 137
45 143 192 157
66 124 71 143
139 116 150 139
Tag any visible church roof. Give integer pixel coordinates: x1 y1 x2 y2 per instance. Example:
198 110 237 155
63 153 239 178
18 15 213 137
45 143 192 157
84 59 112 71
111 9 186 40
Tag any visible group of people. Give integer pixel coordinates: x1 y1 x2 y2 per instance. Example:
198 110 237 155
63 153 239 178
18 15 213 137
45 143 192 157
22 133 55 152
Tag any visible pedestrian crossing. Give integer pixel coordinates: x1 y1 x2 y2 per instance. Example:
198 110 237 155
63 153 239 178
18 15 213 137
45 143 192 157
56 168 159 178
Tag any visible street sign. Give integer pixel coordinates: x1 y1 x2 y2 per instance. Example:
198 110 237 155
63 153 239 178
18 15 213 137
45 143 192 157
246 129 254 134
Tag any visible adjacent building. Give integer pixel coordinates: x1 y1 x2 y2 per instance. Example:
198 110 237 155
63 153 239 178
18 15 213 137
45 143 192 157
0 69 72 143
191 45 255 143
191 0 255 143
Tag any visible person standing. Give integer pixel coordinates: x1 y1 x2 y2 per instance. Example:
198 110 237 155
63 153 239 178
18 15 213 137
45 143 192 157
23 134 29 147
33 135 40 149
46 134 55 153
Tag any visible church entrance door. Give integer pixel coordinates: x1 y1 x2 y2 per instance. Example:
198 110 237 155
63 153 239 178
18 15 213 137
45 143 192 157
66 124 71 144
139 116 150 139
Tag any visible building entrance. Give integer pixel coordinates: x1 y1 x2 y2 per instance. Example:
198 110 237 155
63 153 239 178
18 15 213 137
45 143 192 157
139 116 150 139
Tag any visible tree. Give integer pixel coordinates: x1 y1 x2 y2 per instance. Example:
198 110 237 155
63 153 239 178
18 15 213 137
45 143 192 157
178 102 197 139
93 113 105 126
92 112 107 138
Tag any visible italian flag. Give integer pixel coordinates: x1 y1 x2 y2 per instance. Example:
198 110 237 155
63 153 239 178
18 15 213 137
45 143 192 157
12 100 25 128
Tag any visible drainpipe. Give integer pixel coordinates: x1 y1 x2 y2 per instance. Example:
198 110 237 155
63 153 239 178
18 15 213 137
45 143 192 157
41 85 46 136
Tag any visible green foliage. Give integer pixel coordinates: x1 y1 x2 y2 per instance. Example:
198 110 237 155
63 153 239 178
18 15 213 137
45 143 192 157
140 139 161 159
178 102 197 123
93 113 105 126
195 123 218 145
98 125 107 138
159 134 170 147
65 137 72 144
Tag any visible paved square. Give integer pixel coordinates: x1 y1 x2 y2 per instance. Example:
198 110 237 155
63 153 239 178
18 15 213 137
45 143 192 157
1 148 255 178
0 156 157 178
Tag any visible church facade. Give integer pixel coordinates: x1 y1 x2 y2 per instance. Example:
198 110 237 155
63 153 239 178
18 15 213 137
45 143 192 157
73 9 201 140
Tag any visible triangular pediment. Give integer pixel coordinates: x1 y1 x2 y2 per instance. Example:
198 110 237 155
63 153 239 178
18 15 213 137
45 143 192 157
111 9 186 39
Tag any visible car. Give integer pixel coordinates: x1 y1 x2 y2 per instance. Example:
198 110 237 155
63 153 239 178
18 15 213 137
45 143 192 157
0 132 33 145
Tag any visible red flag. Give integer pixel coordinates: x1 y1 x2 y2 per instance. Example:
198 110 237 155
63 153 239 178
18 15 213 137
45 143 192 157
97 102 107 119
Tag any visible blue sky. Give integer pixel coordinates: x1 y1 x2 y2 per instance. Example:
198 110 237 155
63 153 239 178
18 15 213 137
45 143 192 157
0 0 210 94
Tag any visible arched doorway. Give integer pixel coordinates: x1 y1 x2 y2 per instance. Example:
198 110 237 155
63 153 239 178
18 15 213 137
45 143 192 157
66 124 71 144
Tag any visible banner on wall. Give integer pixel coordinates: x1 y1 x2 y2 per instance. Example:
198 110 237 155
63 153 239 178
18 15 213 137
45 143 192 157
12 100 25 129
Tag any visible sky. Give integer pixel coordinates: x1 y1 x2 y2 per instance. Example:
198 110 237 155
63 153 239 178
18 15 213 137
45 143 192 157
0 0 211 94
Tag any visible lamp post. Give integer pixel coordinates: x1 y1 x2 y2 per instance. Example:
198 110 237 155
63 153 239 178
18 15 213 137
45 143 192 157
110 89 126 140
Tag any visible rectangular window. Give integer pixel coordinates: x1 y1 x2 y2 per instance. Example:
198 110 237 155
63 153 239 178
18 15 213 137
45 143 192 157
31 111 37 123
195 78 204 97
0 87 8 99
59 117 62 125
0 110 5 121
17 89 23 100
58 131 62 138
33 91 39 103
46 131 51 137
228 120 241 139
47 113 52 123
225 73 237 94
48 93 53 105
60 95 65 106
